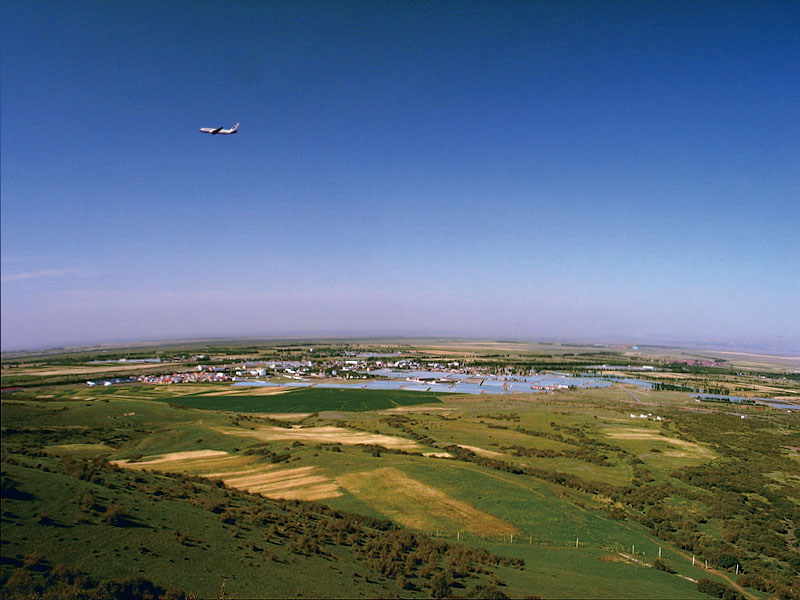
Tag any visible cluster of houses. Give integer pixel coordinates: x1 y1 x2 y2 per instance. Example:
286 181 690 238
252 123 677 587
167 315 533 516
137 370 230 385
672 359 725 367
92 355 539 389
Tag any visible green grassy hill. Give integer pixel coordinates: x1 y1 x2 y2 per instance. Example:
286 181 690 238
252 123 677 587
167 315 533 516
3 381 797 599
1 453 522 598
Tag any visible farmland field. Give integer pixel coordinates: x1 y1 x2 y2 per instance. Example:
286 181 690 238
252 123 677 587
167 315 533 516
2 340 798 598
154 387 446 413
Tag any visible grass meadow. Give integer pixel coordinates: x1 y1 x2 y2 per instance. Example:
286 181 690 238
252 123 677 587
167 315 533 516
154 387 445 413
3 379 794 598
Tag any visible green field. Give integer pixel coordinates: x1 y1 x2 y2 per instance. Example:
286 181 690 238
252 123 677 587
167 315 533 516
155 387 446 413
2 343 798 599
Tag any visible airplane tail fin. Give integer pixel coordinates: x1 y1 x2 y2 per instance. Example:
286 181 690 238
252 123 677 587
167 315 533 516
232 123 239 131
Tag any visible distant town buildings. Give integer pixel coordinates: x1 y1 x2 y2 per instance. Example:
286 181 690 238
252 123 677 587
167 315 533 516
137 371 230 385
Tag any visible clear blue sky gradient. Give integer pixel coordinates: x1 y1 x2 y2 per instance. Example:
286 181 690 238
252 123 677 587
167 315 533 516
2 1 799 351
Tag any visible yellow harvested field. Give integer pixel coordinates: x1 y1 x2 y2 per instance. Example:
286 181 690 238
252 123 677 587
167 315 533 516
457 444 505 459
337 467 516 536
202 466 266 478
603 428 714 459
221 465 314 487
113 449 229 466
199 387 292 396
250 413 313 420
713 350 800 360
218 425 420 451
380 405 458 413
19 363 182 376
220 465 341 500
112 449 341 501
45 443 114 455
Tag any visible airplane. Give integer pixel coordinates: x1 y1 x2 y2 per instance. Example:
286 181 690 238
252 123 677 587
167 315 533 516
199 123 239 135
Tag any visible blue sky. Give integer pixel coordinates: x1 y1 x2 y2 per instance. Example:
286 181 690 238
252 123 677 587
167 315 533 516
2 1 799 352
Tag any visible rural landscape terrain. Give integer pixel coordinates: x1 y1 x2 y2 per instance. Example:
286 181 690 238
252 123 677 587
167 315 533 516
1 339 798 598
4 1 799 598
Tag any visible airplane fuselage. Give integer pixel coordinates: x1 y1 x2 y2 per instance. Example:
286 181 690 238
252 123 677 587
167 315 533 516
199 123 239 135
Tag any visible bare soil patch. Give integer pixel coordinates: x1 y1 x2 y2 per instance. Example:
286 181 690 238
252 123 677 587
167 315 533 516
600 554 628 563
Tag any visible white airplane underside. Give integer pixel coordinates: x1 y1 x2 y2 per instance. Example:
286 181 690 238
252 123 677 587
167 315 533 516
200 123 239 135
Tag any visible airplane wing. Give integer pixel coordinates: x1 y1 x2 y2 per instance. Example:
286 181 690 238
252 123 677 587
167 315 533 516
199 127 223 134
218 124 239 135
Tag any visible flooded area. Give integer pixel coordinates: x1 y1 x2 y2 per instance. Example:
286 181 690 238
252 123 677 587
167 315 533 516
232 369 623 395
693 393 798 411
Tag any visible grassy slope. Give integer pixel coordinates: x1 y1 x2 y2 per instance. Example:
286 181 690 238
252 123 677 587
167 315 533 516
2 453 527 599
2 458 371 598
1 454 707 600
4 383 789 598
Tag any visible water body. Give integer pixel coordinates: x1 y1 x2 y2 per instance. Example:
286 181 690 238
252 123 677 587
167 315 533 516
400 384 437 392
314 383 367 389
588 375 656 389
450 382 486 394
693 393 755 402
480 379 505 388
363 380 408 390
369 369 458 380
761 402 798 411
692 393 798 411
231 370 649 396
232 380 315 388
365 369 617 393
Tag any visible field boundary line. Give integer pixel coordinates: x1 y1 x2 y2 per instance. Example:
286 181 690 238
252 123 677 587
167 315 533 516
434 459 547 498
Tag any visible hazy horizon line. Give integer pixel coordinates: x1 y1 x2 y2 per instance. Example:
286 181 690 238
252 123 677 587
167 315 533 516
3 331 799 358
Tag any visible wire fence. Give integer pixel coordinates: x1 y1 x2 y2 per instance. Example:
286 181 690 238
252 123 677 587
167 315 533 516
423 530 728 572
426 530 622 550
